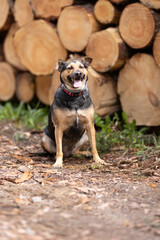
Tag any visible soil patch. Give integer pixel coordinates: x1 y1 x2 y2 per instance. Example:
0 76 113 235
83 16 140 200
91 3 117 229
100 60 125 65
0 121 160 240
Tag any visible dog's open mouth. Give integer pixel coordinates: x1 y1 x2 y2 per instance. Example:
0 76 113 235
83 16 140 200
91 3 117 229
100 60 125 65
67 75 84 89
73 80 83 88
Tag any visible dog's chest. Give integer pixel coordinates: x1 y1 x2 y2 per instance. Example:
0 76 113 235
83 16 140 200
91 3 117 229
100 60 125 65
60 110 83 139
54 107 93 131
52 94 94 131
64 110 87 129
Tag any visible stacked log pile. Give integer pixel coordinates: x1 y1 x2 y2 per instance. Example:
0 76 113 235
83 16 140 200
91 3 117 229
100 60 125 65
1 0 160 125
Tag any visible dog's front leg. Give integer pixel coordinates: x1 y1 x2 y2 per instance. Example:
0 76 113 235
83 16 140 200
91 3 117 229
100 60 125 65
86 122 106 165
53 126 63 168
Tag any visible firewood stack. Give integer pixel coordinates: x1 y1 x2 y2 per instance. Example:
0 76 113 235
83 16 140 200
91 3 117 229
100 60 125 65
1 0 160 125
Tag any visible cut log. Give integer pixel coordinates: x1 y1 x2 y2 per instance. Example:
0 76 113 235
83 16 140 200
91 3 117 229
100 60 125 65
153 30 160 68
94 0 120 25
119 3 160 49
117 53 160 126
36 75 52 105
87 67 120 116
13 0 34 27
0 62 16 101
16 73 35 103
13 20 67 75
30 0 73 20
0 0 10 30
140 0 160 10
4 23 26 71
0 44 4 62
49 70 60 105
1 13 13 32
86 27 129 72
57 5 101 52
61 0 74 7
49 66 120 116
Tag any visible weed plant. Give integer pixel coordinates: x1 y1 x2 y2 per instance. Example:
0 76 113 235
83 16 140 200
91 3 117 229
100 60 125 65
94 112 160 158
0 101 49 129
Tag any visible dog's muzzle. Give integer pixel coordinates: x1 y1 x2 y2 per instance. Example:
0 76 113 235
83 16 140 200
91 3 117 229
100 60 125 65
67 71 85 88
74 71 85 80
67 71 85 82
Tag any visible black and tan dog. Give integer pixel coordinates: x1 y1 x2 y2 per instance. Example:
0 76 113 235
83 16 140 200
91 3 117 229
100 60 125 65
41 57 105 168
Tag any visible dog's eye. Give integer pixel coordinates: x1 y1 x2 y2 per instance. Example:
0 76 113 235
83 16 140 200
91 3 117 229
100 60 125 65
67 66 73 70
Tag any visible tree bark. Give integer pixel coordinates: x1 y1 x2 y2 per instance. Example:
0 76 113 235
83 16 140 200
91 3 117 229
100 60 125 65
140 0 160 10
57 5 101 52
30 0 73 20
119 3 160 49
118 53 160 126
4 23 26 70
86 27 129 72
36 75 52 105
13 20 67 75
13 0 34 27
94 0 120 25
0 62 16 101
16 73 35 103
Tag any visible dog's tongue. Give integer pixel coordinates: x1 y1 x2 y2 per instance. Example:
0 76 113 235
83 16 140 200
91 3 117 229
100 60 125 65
74 80 82 88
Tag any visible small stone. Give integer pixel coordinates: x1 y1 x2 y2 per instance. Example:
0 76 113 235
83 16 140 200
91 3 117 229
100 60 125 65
18 166 29 172
32 196 42 203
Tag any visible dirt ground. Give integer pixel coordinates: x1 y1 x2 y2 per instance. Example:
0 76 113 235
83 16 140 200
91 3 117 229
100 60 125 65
0 121 160 240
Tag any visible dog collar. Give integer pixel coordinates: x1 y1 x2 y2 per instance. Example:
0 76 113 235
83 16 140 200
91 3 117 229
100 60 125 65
61 84 85 97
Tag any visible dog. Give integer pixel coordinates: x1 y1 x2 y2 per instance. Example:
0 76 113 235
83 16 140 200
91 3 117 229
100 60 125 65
41 57 105 168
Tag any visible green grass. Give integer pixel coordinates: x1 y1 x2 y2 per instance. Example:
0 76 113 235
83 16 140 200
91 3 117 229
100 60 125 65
0 101 49 130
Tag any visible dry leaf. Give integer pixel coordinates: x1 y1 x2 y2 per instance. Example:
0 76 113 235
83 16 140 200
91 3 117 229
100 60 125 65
124 220 130 227
14 197 29 205
80 196 90 204
149 182 157 188
0 180 4 185
36 164 52 168
82 205 92 210
45 177 57 182
12 154 33 162
15 170 33 183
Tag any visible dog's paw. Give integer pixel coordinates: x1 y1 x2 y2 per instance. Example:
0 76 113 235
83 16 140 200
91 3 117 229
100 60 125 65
52 159 63 168
52 162 63 168
94 158 106 166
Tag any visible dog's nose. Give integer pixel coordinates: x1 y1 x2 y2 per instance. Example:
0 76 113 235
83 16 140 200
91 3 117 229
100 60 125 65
75 71 82 77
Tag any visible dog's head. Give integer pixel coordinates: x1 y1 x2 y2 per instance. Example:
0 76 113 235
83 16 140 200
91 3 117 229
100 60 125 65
55 57 92 91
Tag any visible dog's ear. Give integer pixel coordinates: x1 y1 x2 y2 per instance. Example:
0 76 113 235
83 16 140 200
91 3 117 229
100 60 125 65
55 60 65 72
81 57 92 68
